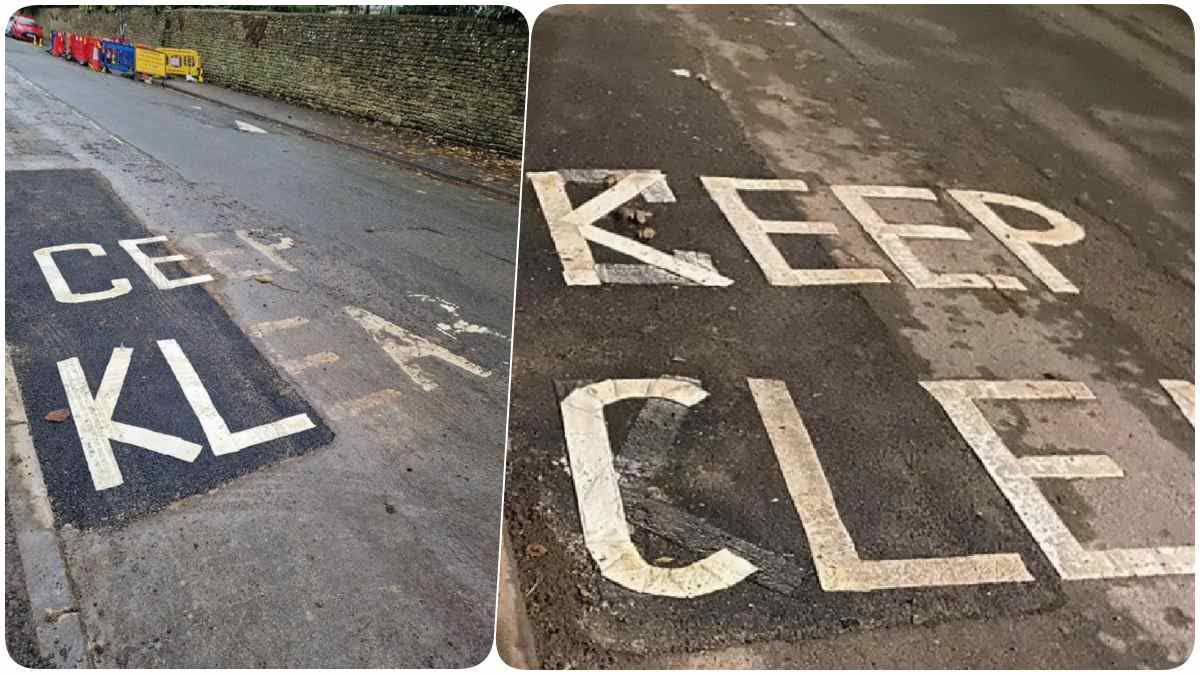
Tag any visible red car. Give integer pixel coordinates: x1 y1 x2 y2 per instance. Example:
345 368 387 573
6 15 43 43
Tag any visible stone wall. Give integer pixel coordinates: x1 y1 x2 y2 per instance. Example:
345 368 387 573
33 7 528 155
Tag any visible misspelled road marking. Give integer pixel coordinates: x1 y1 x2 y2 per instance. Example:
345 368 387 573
34 243 132 303
56 340 319 490
57 349 202 491
922 379 1193 579
560 378 758 598
119 236 214 289
345 305 491 392
158 339 315 456
750 378 1034 591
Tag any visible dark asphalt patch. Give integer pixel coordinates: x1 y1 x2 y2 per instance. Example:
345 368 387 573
504 8 1064 666
5 169 333 528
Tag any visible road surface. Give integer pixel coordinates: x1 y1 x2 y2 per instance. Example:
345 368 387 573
5 37 515 667
504 5 1193 668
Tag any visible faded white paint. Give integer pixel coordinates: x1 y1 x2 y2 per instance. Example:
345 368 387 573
326 389 404 422
235 230 298 272
948 190 1084 294
118 236 214 289
1160 379 1195 426
922 379 1193 579
831 185 1016 290
33 243 132 304
157 339 315 456
702 177 889 285
56 348 202 491
749 378 1033 591
344 305 491 391
561 378 757 597
248 316 310 338
528 170 733 286
280 351 340 375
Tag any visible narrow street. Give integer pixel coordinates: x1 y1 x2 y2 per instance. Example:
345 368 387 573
5 37 514 667
504 5 1193 668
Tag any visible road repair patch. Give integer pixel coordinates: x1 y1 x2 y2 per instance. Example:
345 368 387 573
5 169 333 528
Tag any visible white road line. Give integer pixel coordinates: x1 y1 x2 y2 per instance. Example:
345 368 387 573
344 305 490 392
235 230 298 272
922 379 1194 580
560 378 758 598
1160 379 1195 426
235 120 267 134
280 351 340 375
749 378 1033 591
249 316 311 338
157 339 315 456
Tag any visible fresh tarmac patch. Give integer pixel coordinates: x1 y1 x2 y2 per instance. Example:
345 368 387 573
6 169 333 528
504 10 1074 662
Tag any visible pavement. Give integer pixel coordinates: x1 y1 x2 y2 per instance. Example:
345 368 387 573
503 5 1193 668
4 36 515 667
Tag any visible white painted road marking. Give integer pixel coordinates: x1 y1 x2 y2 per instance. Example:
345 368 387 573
947 190 1085 294
157 339 316 456
235 230 298 272
831 184 1011 290
922 379 1193 579
528 170 734 286
703 177 890 286
344 305 491 391
33 243 132 304
749 378 1034 591
280 351 340 375
1160 379 1195 426
119 236 214 289
57 349 203 491
248 316 310 338
234 120 267 134
561 378 758 598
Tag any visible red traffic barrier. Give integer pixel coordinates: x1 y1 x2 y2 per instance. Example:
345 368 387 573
50 31 66 57
86 36 103 71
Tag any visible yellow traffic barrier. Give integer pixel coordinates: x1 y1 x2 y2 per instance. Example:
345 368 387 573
160 48 203 82
134 46 167 79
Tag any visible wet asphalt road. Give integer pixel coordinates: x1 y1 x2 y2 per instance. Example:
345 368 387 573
504 5 1193 668
6 38 515 667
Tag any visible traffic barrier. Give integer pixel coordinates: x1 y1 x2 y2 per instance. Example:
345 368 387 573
49 31 65 57
100 41 135 77
86 36 103 72
134 45 167 79
159 48 203 82
68 33 88 63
